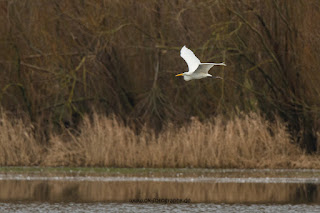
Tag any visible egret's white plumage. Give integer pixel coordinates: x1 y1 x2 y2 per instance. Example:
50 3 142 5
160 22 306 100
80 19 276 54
176 46 226 81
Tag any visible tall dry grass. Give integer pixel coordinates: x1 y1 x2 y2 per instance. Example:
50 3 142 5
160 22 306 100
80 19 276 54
0 109 319 168
44 112 319 168
0 112 42 165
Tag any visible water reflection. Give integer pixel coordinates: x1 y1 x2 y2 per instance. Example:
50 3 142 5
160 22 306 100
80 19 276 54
0 178 320 204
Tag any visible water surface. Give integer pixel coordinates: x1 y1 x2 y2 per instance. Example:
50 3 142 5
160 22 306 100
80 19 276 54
1 168 320 212
1 203 320 213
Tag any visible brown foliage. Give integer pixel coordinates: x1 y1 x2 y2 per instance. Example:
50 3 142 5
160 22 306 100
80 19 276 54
0 0 320 152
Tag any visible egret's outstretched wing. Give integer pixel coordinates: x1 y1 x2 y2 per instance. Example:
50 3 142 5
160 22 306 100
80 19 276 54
194 62 226 74
202 62 226 66
194 63 226 75
193 64 214 75
180 46 200 73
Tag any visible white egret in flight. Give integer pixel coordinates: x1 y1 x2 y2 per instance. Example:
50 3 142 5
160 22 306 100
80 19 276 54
176 46 226 81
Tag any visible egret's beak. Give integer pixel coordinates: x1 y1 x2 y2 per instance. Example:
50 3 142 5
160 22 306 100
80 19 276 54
175 73 184 77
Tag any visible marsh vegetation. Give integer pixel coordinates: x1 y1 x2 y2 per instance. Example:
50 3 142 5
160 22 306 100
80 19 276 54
1 0 320 167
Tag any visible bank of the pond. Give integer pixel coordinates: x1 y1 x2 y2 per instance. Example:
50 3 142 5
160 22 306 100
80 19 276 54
2 167 320 179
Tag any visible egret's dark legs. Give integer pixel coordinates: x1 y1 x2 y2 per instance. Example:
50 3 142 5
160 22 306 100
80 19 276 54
213 76 223 79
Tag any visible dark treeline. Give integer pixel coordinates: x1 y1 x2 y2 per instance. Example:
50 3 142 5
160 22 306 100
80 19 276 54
0 0 320 152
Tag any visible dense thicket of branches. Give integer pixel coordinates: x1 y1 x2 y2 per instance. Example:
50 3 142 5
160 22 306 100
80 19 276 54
1 0 320 151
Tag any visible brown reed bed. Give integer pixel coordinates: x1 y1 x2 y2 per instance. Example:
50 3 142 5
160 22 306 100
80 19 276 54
44 112 320 168
2 110 317 168
0 112 42 166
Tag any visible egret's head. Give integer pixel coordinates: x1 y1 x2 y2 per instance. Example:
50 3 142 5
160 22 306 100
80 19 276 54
176 73 192 81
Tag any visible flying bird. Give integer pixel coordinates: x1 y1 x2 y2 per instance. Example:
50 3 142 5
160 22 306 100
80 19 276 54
176 46 226 81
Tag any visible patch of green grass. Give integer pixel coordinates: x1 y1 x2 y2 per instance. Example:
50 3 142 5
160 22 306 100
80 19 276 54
0 167 205 175
1 167 320 178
